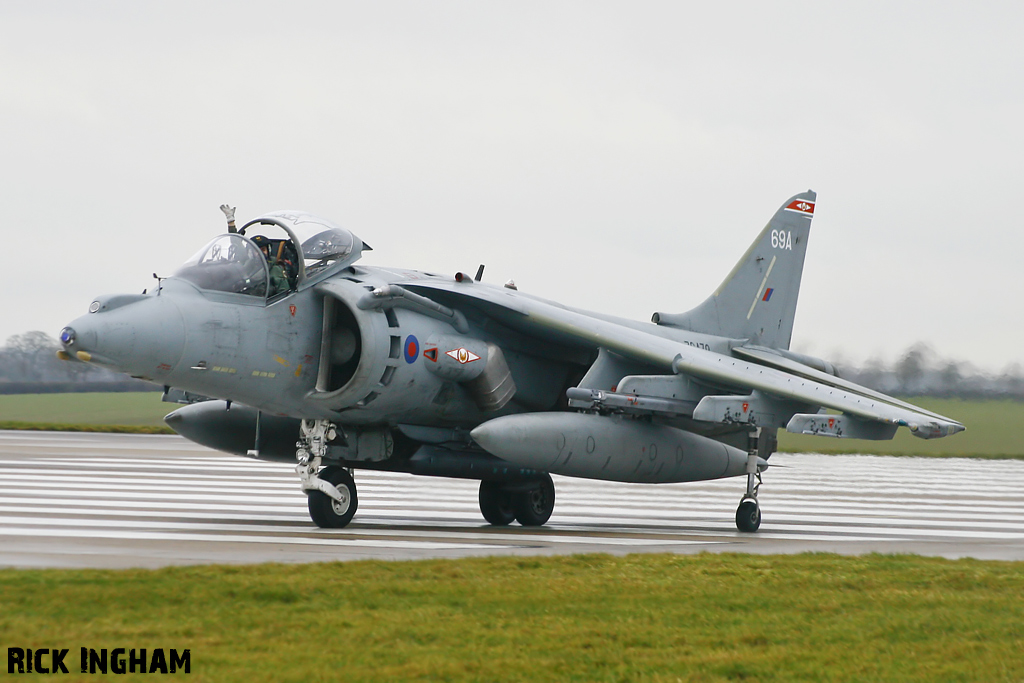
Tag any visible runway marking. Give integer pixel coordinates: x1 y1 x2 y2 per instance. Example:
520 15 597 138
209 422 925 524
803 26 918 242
0 526 501 550
0 515 720 548
2 431 1023 567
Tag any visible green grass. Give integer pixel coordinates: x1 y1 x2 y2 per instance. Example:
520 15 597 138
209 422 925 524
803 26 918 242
0 393 1021 457
0 392 174 431
0 420 173 434
1 553 1022 682
778 397 1023 458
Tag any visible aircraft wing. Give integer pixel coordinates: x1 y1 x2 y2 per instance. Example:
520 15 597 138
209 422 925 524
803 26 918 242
401 280 965 440
730 345 957 423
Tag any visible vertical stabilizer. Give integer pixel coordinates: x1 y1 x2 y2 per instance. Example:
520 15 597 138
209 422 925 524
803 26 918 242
653 191 816 349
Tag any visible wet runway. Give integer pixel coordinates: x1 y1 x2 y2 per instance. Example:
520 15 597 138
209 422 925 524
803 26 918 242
1 430 1022 568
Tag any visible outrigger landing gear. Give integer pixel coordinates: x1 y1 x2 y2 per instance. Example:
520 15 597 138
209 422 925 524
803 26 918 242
735 427 763 533
296 419 359 529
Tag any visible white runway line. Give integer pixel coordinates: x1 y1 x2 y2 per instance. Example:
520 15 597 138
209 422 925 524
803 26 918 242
1 431 1023 566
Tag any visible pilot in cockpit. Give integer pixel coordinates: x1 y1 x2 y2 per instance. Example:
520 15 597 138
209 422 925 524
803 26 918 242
253 237 290 296
221 204 295 296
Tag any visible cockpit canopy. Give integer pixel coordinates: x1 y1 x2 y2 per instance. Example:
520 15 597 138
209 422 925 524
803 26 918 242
175 234 269 297
172 211 369 298
243 211 370 282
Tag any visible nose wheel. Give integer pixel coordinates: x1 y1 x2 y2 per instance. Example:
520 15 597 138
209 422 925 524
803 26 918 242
308 466 358 528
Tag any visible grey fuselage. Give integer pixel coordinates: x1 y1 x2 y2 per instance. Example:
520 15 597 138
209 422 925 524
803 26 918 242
65 262 735 433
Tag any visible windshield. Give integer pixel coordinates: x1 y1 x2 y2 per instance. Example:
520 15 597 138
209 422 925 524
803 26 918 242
173 234 268 296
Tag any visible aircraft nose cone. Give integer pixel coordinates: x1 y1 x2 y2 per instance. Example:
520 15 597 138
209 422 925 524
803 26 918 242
62 294 186 378
59 324 97 354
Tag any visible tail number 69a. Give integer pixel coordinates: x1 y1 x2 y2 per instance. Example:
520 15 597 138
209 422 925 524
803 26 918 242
771 229 793 250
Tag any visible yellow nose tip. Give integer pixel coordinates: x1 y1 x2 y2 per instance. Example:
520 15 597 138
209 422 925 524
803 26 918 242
75 351 92 362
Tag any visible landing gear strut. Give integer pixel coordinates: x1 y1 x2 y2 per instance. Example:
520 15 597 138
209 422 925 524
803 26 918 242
296 419 359 529
735 428 763 533
478 474 556 527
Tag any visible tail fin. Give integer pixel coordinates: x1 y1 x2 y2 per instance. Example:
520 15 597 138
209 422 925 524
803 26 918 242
653 190 816 350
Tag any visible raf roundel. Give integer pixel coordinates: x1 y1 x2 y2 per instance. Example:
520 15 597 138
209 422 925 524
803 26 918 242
404 335 419 364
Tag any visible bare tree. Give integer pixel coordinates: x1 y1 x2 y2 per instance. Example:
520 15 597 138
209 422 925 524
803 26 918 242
938 361 962 396
2 331 96 382
2 332 60 381
895 343 934 395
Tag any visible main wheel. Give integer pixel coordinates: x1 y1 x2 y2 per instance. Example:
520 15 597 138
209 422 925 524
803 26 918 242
513 474 556 526
479 481 516 526
735 499 761 532
307 466 358 529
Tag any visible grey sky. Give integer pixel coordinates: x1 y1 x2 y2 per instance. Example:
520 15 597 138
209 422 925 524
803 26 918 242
3 2 1021 370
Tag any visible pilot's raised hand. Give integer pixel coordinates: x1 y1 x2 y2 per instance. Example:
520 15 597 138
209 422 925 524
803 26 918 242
219 204 237 232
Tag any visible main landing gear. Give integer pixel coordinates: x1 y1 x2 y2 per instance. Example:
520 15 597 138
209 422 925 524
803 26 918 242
296 418 557 530
478 474 556 527
735 427 764 533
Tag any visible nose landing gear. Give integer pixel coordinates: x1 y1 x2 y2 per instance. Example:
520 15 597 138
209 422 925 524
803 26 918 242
296 419 359 529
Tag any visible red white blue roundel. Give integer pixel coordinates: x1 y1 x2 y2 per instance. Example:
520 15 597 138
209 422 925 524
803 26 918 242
404 335 419 364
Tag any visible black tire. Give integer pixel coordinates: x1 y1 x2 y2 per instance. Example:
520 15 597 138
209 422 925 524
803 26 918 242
479 481 516 526
513 474 556 527
307 466 358 529
735 499 761 532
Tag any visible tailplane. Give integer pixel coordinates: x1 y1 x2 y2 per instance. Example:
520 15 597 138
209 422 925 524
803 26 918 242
653 190 816 350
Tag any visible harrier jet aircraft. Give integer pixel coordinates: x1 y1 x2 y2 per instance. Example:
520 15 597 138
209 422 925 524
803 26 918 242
58 191 964 532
